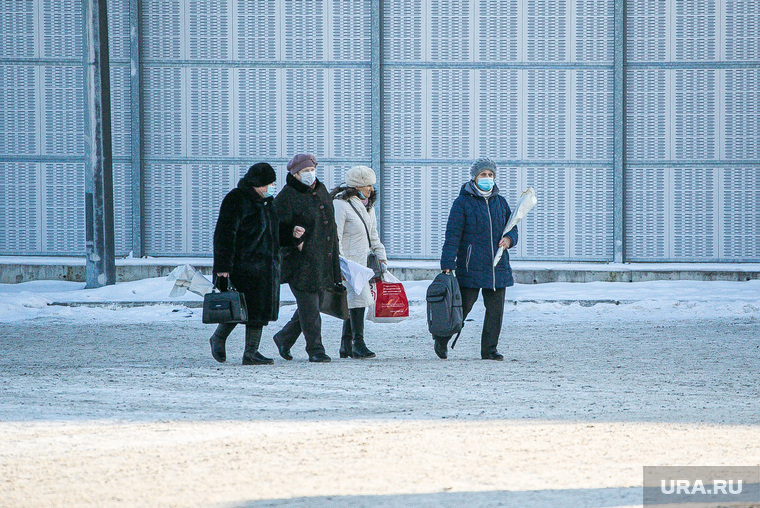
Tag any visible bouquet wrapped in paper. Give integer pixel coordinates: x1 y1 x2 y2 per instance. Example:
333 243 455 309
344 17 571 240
493 187 537 266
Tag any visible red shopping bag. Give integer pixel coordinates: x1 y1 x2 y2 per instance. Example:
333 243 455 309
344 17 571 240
368 277 409 323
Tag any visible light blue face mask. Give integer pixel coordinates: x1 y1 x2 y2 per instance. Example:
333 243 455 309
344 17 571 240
476 177 494 192
358 191 367 200
264 185 275 198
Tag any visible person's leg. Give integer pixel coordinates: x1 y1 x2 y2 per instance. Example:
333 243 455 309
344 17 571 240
242 324 274 365
209 322 236 363
480 287 506 360
350 307 374 358
293 288 330 362
433 285 480 359
340 317 353 358
272 284 303 360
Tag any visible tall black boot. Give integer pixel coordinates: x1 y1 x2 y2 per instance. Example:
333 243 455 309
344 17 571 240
242 325 273 365
350 308 375 359
209 323 235 363
340 319 353 358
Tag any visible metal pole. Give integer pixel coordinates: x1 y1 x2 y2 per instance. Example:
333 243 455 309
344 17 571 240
129 0 144 257
371 0 383 241
83 0 116 287
613 0 626 263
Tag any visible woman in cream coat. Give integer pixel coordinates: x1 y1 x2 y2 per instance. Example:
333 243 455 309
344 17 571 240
332 165 387 359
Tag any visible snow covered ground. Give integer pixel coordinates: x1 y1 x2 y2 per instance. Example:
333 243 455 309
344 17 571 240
1 276 759 507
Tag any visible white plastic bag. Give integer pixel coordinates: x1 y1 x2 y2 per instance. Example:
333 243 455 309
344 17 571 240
168 264 214 297
339 256 375 295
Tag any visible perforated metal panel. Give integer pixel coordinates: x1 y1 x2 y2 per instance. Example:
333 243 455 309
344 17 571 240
144 163 184 256
477 0 518 62
237 68 278 158
283 68 327 158
0 162 39 253
725 69 759 160
625 69 667 160
0 65 37 156
625 0 667 62
624 168 667 260
237 0 277 60
477 69 519 159
333 68 371 158
526 70 567 160
573 167 613 259
382 0 423 61
575 0 613 62
143 67 184 157
725 0 760 61
527 0 567 62
42 0 81 59
188 164 234 255
42 66 84 156
382 68 424 159
675 0 717 61
141 0 182 60
332 0 370 61
575 70 613 160
431 69 471 159
188 0 230 60
189 67 232 157
109 65 131 158
722 168 760 259
381 166 425 257
41 162 84 254
672 168 717 259
0 1 34 59
429 165 471 259
112 162 133 256
523 168 568 259
283 0 325 61
674 69 717 160
108 0 130 61
430 0 470 61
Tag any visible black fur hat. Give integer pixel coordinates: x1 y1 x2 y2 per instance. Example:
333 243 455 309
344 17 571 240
242 162 276 187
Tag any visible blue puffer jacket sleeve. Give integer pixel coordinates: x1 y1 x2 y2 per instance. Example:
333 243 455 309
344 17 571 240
440 198 465 271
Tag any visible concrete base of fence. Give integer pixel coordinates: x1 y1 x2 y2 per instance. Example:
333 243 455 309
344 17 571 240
1 257 759 284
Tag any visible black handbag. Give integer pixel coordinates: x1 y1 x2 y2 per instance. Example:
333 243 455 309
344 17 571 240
202 280 248 324
347 200 383 279
320 283 349 320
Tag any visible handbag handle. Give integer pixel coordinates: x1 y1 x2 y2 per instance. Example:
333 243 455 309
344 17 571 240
212 274 238 293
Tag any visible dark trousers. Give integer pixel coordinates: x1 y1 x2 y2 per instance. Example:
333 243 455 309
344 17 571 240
435 286 506 355
273 286 326 356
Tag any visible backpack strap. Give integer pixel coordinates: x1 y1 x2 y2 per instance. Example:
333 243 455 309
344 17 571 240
450 328 463 349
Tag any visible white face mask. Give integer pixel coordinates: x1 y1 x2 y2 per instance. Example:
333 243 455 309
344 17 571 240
299 170 316 187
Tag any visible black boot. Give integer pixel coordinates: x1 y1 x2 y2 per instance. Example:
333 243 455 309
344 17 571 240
273 334 293 361
242 326 273 365
350 308 375 359
309 352 332 363
340 319 353 358
434 337 448 359
209 323 235 363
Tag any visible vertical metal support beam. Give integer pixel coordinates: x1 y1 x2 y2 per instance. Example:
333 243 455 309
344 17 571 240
371 0 383 240
83 0 116 287
613 0 626 263
129 0 144 257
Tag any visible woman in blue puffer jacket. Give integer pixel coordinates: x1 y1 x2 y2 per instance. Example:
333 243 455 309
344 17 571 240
436 157 519 360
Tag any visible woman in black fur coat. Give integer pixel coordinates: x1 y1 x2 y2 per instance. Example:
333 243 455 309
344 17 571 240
209 162 304 365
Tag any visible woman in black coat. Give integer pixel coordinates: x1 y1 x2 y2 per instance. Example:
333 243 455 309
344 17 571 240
209 162 300 365
272 153 342 363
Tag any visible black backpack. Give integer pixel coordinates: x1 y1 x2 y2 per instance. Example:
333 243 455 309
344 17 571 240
426 272 464 346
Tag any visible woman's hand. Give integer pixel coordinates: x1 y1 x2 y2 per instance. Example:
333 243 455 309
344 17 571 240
498 237 513 249
216 272 229 278
293 226 305 239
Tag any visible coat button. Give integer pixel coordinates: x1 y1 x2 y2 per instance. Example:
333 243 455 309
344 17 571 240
327 252 332 257
323 220 328 225
327 237 331 241
319 205 324 209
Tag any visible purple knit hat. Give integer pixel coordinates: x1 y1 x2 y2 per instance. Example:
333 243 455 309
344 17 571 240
287 153 318 175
